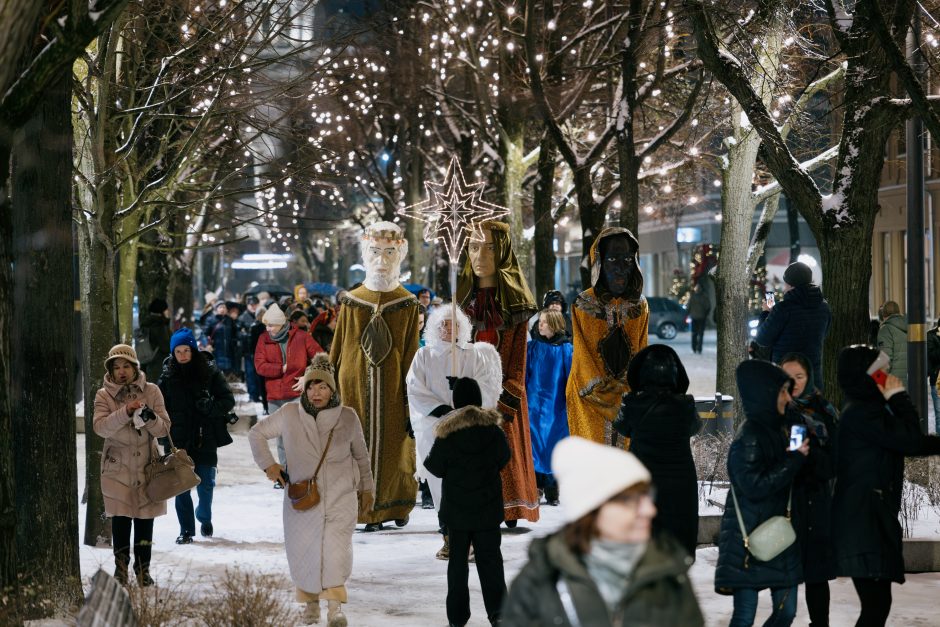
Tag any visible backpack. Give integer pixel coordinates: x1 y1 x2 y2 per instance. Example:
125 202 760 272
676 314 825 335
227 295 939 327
133 326 156 365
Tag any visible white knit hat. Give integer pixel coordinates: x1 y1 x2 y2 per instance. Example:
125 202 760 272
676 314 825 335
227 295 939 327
551 436 652 523
261 303 287 327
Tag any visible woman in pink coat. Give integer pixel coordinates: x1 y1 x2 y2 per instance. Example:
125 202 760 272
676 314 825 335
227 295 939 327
93 344 170 586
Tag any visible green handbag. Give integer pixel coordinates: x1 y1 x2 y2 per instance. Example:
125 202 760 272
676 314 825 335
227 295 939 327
730 484 796 562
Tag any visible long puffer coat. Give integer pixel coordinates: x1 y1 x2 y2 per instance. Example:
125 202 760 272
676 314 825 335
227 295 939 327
715 360 806 593
502 531 703 627
614 344 700 557
254 324 323 401
248 402 373 594
833 345 940 583
755 283 831 390
157 352 236 467
93 372 171 519
877 314 909 384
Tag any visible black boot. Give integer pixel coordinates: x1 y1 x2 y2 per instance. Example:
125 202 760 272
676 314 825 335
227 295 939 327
545 484 559 506
134 542 155 587
113 552 130 586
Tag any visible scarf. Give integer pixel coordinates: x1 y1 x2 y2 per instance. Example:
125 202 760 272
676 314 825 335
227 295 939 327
465 288 503 344
583 539 647 613
300 391 340 418
270 323 290 362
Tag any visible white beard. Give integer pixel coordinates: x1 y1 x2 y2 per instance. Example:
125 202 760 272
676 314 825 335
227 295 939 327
363 272 401 292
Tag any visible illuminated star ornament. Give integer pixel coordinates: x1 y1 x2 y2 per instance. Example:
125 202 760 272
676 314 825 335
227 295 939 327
398 156 510 262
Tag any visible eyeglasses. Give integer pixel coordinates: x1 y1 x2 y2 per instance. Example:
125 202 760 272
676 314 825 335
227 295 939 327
608 487 656 507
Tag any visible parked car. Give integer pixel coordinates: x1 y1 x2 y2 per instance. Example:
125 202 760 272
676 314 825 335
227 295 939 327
647 297 689 340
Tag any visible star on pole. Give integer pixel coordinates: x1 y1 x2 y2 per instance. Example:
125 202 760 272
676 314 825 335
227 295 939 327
398 156 510 263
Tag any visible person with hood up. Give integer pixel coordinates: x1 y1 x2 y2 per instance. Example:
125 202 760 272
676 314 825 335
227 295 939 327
93 344 171 586
613 344 700 557
529 290 573 340
565 227 649 448
254 303 323 466
779 352 838 627
138 298 172 382
832 345 940 627
457 221 541 526
424 378 511 627
754 261 831 390
715 360 809 627
406 305 502 559
502 436 704 627
158 328 236 545
876 301 908 385
249 354 374 627
525 308 572 506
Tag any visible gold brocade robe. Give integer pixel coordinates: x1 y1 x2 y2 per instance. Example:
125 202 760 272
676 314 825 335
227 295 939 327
330 285 420 524
565 288 649 447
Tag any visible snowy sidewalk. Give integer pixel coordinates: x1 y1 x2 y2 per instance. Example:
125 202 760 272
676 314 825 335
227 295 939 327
74 430 940 626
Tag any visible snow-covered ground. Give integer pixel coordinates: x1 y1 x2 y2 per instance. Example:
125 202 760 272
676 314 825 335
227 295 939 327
67 330 940 626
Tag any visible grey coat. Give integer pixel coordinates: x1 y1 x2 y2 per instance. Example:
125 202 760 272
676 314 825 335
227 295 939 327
877 315 908 383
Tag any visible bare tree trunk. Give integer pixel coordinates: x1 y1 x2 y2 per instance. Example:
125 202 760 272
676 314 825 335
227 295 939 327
533 132 557 301
116 210 144 342
10 69 81 616
500 124 531 279
168 260 194 323
0 129 17 596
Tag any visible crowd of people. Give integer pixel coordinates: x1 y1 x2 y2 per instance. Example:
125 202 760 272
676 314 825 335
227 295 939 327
106 232 940 626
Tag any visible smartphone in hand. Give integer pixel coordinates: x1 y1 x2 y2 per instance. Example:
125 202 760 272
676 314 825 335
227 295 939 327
866 351 891 386
789 424 807 451
765 291 775 307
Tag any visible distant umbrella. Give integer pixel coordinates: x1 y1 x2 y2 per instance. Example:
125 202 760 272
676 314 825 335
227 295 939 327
304 282 340 297
244 283 292 298
402 283 434 298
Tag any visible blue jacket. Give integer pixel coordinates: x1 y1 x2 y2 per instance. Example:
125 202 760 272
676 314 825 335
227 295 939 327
755 284 831 390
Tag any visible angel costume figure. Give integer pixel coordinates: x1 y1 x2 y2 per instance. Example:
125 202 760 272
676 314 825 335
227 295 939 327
565 227 649 447
456 221 540 525
406 305 502 555
330 222 421 531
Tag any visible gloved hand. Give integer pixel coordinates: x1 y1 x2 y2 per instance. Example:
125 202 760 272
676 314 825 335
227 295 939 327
429 405 453 418
446 376 458 390
359 491 375 516
501 412 515 424
195 395 213 415
140 406 157 423
405 418 415 439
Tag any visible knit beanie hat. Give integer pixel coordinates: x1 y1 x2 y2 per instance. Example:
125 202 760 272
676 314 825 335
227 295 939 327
170 328 198 354
301 353 337 392
148 298 169 314
552 436 652 524
452 377 482 409
783 261 813 287
262 303 287 327
105 344 140 368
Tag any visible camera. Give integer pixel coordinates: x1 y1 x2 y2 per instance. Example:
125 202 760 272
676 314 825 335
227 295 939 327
140 406 157 423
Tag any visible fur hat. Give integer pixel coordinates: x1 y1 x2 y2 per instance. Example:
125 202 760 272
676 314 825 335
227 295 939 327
783 261 813 287
170 328 198 354
301 353 336 392
105 344 140 369
551 436 651 524
262 303 287 327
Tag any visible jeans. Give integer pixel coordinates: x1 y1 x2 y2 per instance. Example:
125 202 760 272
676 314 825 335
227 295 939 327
691 318 706 353
267 400 289 467
931 381 940 434
175 464 216 536
730 586 797 627
447 528 506 626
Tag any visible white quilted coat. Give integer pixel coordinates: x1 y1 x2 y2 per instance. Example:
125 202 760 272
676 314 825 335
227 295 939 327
248 402 373 594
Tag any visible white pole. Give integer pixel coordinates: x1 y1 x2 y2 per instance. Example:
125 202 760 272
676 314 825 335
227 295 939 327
450 266 458 378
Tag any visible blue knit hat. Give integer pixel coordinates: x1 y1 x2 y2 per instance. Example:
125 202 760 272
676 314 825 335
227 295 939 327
170 328 198 354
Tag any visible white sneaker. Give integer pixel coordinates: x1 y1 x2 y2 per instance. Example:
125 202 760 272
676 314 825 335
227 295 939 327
327 600 348 627
304 601 321 624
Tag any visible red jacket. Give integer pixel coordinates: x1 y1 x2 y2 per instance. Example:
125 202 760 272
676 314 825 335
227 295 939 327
254 325 323 400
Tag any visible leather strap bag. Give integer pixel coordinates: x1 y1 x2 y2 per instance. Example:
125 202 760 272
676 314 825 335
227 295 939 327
730 484 796 562
287 426 336 511
145 432 201 502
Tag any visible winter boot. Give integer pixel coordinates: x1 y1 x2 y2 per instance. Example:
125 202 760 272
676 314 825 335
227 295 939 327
113 552 130 586
545 484 559 506
435 535 450 560
134 542 155 587
326 600 347 627
303 601 321 624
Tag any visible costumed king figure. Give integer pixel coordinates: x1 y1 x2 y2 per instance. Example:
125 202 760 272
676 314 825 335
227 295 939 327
456 221 540 524
330 221 421 531
406 305 503 556
566 227 649 447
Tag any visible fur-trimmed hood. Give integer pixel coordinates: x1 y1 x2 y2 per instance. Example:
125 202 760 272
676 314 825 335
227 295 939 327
424 304 473 349
434 405 503 438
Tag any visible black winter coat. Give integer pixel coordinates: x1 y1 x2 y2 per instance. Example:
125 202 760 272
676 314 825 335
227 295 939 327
423 406 511 531
615 391 700 557
833 391 940 583
157 353 236 467
786 390 838 583
502 532 703 627
139 312 172 383
927 326 940 384
715 361 806 593
755 284 831 390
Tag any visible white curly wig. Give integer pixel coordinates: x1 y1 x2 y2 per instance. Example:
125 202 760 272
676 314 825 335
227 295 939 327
424 304 472 348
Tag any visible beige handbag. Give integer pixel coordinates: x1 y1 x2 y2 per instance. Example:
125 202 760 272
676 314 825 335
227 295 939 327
145 433 201 502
